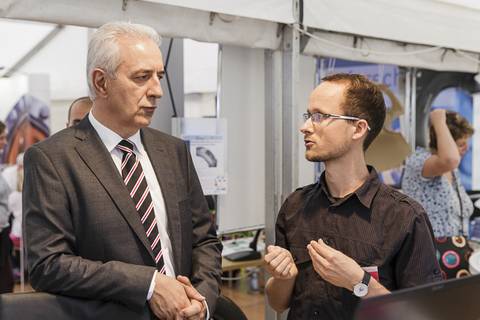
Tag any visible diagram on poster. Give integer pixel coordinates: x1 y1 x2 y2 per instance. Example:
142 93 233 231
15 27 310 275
172 118 227 195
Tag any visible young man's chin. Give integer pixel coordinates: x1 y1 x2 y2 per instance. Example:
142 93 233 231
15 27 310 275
305 152 321 163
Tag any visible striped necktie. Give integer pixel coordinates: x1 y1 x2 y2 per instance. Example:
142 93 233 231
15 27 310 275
116 139 166 273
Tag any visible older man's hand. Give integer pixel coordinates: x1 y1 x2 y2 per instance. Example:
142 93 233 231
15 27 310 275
148 274 192 320
177 275 206 320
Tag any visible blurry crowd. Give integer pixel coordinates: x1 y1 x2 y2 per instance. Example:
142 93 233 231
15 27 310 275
0 96 92 293
0 121 23 293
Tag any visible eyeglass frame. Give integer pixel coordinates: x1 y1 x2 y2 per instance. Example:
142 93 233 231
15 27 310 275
302 111 371 131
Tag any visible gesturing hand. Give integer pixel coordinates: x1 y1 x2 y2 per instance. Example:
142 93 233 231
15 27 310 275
307 239 364 291
264 245 298 280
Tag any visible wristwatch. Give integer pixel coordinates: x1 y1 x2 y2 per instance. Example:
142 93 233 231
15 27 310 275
353 271 371 297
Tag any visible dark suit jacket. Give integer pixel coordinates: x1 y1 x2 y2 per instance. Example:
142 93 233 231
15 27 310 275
0 292 151 320
23 118 222 313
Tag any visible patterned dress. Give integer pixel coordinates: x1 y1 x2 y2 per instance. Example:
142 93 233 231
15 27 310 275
402 147 473 238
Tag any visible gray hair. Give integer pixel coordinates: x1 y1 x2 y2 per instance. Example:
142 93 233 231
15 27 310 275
87 21 161 100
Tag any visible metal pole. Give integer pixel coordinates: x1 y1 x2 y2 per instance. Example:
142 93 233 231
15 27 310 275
264 4 301 320
410 68 417 149
404 68 413 149
216 45 223 119
281 25 300 202
264 48 284 320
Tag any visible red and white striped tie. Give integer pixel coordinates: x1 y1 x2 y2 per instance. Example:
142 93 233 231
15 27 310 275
117 139 166 274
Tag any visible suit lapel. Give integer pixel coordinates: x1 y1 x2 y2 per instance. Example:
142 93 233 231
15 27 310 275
141 128 182 274
74 119 156 262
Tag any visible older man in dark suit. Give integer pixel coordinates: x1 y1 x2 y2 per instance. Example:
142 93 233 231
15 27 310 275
23 22 222 320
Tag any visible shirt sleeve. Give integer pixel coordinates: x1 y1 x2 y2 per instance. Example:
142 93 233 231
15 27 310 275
394 205 443 288
147 271 157 300
274 198 289 249
203 300 210 320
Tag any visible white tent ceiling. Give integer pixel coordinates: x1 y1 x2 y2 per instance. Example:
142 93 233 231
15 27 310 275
303 0 480 54
1 0 479 71
0 0 281 49
144 0 295 23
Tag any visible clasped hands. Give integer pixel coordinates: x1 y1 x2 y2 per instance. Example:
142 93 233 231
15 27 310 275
149 274 206 320
265 239 364 291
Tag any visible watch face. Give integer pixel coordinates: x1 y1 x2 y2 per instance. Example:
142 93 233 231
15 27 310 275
353 283 369 297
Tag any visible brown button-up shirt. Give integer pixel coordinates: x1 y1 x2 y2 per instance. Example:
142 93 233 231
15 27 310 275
275 167 442 320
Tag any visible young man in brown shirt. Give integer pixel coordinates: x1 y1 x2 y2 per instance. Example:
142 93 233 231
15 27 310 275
264 73 442 320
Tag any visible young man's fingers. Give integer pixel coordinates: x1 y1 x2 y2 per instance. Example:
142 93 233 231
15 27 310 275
275 255 292 275
264 247 282 263
307 243 329 267
310 240 334 260
269 251 289 269
281 264 294 277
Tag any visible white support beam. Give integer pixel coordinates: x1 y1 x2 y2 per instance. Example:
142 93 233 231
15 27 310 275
472 93 480 190
264 48 284 320
281 25 300 200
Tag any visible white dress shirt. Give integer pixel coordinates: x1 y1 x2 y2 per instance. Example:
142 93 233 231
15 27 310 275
88 112 175 295
88 113 210 318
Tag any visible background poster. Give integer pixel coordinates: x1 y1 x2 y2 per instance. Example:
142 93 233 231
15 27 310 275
172 118 227 195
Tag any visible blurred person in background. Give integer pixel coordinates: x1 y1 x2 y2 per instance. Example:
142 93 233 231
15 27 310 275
0 120 13 293
8 153 23 252
402 109 474 238
66 96 93 127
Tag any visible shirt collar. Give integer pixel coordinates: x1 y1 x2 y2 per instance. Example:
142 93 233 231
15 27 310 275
88 112 144 154
318 165 381 209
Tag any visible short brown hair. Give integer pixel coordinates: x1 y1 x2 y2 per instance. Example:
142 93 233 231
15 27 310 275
322 73 386 150
429 110 474 150
0 120 5 135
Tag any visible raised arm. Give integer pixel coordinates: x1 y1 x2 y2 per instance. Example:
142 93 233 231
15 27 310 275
422 109 460 178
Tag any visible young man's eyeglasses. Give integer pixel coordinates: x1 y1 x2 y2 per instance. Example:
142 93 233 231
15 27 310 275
302 112 371 131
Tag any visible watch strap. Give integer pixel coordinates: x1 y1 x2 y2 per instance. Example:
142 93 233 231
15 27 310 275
361 270 371 286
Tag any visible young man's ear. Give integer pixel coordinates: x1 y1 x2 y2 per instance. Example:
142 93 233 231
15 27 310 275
92 68 108 98
352 120 370 141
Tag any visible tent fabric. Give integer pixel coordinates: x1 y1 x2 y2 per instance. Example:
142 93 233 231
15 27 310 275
301 28 480 73
144 0 295 24
304 0 480 54
0 0 281 49
1 0 480 71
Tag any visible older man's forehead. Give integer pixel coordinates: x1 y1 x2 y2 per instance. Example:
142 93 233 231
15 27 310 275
118 41 164 73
